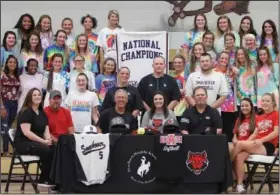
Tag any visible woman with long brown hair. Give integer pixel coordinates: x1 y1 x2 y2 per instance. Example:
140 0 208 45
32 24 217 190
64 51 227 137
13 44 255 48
260 20 279 62
256 46 279 109
35 15 53 50
14 88 54 187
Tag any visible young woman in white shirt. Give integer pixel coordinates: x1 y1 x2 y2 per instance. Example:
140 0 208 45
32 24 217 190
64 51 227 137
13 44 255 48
65 73 99 132
61 17 75 50
97 10 124 70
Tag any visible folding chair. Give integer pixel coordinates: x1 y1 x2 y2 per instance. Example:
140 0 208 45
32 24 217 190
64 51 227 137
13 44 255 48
245 152 279 194
4 129 41 193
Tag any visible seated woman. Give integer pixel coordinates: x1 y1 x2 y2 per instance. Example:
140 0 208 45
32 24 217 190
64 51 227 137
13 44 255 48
231 93 279 193
14 88 54 187
141 91 177 134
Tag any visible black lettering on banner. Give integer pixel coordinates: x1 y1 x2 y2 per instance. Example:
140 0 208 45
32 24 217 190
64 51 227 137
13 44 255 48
120 40 163 62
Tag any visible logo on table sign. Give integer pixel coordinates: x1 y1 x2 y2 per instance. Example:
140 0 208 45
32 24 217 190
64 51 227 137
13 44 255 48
127 150 156 184
160 134 182 152
186 150 209 175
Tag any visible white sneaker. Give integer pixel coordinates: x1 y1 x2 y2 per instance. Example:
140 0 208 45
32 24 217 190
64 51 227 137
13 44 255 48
236 184 246 194
38 182 55 188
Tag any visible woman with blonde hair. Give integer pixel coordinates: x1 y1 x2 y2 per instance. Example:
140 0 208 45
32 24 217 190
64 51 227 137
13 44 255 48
35 15 53 50
97 10 124 71
214 15 240 53
69 33 98 73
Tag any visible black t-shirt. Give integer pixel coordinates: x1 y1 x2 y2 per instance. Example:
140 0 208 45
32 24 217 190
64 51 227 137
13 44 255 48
155 134 185 180
97 108 138 134
137 74 181 108
101 85 144 113
14 107 48 142
180 105 222 134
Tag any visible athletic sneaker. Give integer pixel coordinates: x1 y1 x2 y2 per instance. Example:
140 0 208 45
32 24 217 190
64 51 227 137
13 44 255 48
38 181 56 188
236 184 246 193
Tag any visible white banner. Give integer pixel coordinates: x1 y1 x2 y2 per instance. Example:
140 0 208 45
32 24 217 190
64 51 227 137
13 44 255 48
116 31 168 86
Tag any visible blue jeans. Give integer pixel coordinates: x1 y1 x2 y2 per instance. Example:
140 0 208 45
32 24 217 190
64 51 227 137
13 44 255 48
1 100 18 152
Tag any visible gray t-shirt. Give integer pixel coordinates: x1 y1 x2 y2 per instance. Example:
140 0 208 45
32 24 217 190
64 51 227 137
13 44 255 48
141 110 177 133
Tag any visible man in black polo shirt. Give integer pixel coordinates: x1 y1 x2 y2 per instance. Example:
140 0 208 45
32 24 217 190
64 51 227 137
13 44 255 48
180 86 222 135
137 56 181 112
97 89 138 134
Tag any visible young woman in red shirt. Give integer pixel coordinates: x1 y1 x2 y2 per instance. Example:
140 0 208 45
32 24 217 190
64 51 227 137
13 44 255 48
232 93 279 193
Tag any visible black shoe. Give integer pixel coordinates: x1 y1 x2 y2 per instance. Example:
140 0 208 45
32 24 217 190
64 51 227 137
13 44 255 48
38 181 55 188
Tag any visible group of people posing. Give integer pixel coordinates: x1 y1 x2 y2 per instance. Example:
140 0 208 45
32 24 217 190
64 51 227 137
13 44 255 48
0 10 279 193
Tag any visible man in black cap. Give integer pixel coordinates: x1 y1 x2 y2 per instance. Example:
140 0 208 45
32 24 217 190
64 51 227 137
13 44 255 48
97 89 138 134
180 86 222 135
44 90 75 143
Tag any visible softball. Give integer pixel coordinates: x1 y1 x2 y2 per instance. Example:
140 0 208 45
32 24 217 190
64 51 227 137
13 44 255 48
137 128 145 135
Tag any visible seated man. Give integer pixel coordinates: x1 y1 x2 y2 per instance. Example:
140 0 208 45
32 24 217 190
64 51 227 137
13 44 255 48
180 86 222 135
44 90 75 143
97 89 138 134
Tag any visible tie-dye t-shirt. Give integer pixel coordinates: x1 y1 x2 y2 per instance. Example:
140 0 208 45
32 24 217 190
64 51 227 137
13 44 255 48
88 33 99 56
181 30 205 50
256 63 279 108
184 61 201 80
42 70 70 107
213 67 236 112
69 51 98 73
263 38 278 62
20 51 44 73
66 33 75 51
95 74 117 106
40 32 53 51
169 71 187 116
236 65 257 106
96 27 125 61
43 44 69 72
228 49 236 66
0 46 20 68
248 49 258 65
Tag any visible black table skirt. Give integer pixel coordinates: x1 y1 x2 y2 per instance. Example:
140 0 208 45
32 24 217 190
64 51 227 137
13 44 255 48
50 134 233 194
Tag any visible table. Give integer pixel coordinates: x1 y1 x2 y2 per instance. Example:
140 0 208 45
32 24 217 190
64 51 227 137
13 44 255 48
50 134 233 193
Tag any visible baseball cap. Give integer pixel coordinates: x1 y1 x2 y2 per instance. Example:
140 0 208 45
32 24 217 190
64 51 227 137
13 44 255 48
109 117 128 134
82 125 98 134
49 90 62 99
163 118 180 134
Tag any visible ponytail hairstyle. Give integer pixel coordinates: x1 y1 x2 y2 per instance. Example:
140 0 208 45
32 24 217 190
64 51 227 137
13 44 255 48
46 53 64 92
108 10 121 28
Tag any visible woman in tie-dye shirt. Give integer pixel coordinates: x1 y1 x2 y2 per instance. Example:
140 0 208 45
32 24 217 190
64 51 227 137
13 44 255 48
184 42 206 80
214 51 237 141
43 30 70 72
224 32 237 66
235 48 257 107
169 55 187 121
181 13 209 60
214 15 240 53
81 14 99 59
42 53 69 108
20 31 44 73
34 15 53 51
256 46 279 108
244 34 258 65
61 17 75 51
260 20 279 63
238 16 260 48
95 57 117 107
69 34 98 73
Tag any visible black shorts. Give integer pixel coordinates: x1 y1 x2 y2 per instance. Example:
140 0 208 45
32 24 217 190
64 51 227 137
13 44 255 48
263 142 275 156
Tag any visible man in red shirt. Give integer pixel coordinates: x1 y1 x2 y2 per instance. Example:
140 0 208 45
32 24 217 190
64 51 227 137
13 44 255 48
44 90 74 143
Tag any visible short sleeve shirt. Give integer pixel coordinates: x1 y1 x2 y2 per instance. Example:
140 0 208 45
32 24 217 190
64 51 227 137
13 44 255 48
14 108 48 142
